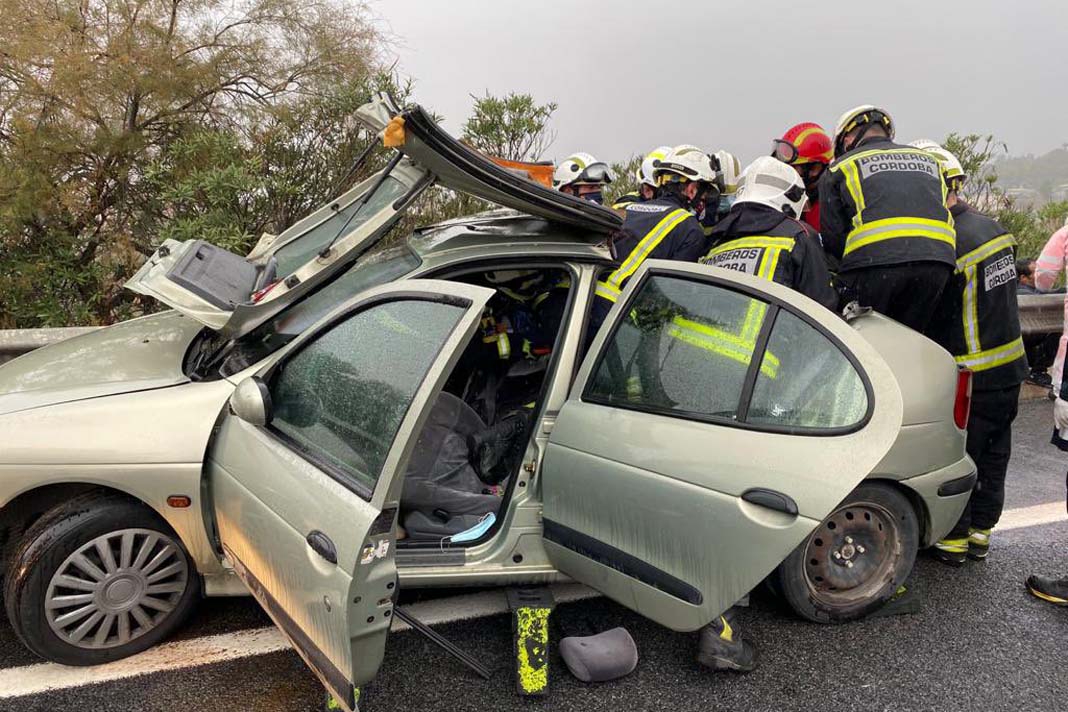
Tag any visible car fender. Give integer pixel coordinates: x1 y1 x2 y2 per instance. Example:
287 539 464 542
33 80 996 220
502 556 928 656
0 379 237 576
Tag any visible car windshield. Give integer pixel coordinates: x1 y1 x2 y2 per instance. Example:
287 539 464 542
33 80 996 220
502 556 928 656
218 243 422 376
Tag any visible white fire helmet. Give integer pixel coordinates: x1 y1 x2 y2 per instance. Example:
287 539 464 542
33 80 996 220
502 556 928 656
736 156 809 218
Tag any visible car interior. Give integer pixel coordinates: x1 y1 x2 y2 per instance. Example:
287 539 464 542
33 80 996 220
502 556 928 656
397 265 572 545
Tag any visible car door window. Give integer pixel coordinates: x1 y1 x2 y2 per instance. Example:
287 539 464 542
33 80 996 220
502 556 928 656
269 298 465 494
272 176 409 277
748 309 868 430
585 275 771 420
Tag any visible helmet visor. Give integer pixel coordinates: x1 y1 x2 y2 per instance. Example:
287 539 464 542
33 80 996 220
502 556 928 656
772 139 800 164
575 162 614 185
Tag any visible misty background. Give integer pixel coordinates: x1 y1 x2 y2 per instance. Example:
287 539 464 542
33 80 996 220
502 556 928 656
372 0 1066 173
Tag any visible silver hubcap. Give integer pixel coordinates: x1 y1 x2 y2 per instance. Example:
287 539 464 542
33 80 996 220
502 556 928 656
45 528 188 649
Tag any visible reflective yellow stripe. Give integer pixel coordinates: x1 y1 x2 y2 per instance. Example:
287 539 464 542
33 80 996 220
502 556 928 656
741 301 767 343
956 233 1016 271
840 161 866 230
705 236 795 255
760 246 784 281
954 336 1026 372
719 616 734 643
605 209 690 289
961 265 980 354
668 315 779 379
595 281 621 303
831 147 935 166
701 237 793 288
934 538 969 554
843 216 955 256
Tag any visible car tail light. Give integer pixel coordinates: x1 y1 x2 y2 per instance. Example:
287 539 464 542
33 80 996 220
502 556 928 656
954 368 973 430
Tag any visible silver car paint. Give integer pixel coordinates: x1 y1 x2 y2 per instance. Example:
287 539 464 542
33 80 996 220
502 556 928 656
0 224 972 594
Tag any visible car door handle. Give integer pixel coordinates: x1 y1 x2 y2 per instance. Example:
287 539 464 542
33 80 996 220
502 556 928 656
306 530 338 565
741 488 799 516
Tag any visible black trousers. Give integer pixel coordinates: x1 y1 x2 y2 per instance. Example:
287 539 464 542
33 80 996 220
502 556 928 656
949 385 1021 537
1024 332 1059 373
837 262 952 333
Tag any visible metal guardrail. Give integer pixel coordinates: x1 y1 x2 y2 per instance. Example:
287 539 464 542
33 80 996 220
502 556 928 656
1017 293 1064 337
0 296 1063 364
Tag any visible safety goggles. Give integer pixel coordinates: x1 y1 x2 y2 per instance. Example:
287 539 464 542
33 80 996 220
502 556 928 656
574 162 614 185
771 139 802 164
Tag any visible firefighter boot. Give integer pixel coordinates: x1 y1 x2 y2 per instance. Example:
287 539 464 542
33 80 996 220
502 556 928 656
932 537 968 567
1027 575 1068 606
696 616 756 673
968 528 991 561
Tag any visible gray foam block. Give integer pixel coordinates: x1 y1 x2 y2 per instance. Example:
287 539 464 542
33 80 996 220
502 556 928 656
559 627 638 683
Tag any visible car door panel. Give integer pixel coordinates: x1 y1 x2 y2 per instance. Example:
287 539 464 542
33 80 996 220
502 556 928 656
207 280 493 711
540 261 903 632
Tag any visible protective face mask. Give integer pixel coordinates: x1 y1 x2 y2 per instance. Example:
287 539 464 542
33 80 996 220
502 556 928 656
446 512 496 545
582 190 604 205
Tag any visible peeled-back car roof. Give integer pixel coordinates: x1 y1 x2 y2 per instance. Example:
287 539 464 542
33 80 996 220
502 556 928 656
408 211 611 262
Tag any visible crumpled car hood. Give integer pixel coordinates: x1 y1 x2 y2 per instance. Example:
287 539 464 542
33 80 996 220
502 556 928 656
0 311 202 416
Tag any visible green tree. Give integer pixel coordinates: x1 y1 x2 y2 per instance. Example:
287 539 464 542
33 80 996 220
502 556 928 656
605 155 641 207
404 91 561 227
943 133 1007 210
461 92 557 162
0 0 387 327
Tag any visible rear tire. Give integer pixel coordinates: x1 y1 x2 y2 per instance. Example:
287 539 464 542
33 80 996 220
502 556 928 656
774 482 918 624
4 492 199 665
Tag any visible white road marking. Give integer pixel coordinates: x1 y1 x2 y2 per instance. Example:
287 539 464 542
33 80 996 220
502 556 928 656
0 583 599 699
2 500 1065 698
996 501 1066 531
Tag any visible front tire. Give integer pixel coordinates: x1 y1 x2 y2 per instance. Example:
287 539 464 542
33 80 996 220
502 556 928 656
774 482 919 623
4 492 199 665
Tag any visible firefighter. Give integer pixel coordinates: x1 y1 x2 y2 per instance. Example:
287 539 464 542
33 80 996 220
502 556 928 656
701 156 837 310
819 105 956 332
772 122 834 233
553 152 614 204
612 146 671 211
592 144 716 326
699 149 742 232
919 142 1028 565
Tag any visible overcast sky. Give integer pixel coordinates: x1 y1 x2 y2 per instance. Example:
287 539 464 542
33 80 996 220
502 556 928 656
368 0 1066 167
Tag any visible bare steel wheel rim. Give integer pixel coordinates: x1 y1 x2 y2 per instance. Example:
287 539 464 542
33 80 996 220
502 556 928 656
45 528 188 649
803 501 900 607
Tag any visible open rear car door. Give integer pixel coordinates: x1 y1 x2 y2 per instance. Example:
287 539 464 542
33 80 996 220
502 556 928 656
206 279 493 711
539 260 905 631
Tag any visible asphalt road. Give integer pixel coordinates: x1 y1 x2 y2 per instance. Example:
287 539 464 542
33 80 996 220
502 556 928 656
1 398 1067 712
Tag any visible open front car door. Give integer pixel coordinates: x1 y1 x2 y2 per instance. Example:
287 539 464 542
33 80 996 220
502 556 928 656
540 260 905 631
206 279 493 710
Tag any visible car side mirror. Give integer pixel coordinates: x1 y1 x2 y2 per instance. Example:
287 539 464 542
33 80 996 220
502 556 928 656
230 376 273 426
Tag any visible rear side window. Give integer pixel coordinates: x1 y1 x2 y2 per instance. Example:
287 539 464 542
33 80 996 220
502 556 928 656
585 275 771 421
269 299 464 494
585 273 869 433
748 309 867 429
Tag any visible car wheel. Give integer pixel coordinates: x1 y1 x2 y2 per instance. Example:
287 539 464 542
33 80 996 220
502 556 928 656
774 482 918 624
3 491 199 665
